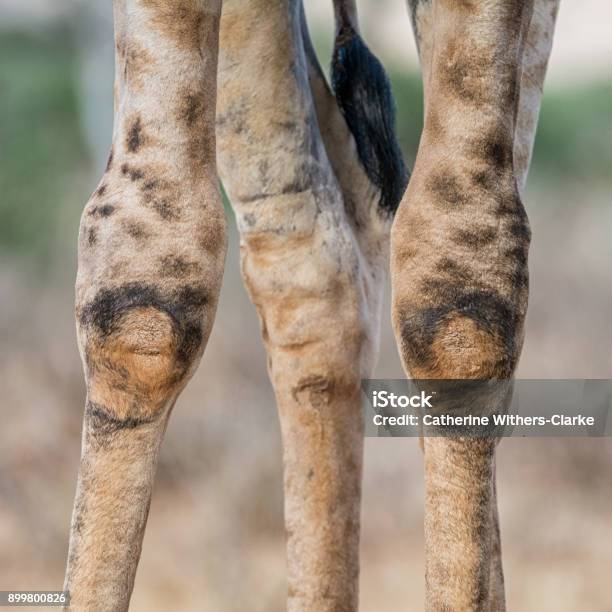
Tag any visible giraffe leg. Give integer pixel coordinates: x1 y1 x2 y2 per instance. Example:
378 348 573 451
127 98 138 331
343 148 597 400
404 2 559 610
488 460 506 612
63 2 226 610
217 1 405 609
514 0 561 194
392 0 546 609
423 436 497 610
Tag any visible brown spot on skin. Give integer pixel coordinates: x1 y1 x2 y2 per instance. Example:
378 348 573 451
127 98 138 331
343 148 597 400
190 120 216 167
438 39 489 105
95 184 107 197
426 108 444 141
504 246 528 267
123 45 154 91
120 164 183 221
216 102 248 136
99 204 116 217
393 243 418 269
465 129 515 195
124 220 150 241
471 169 496 191
434 258 474 282
159 255 201 277
500 0 528 37
496 193 525 217
197 218 225 255
175 284 209 315
427 171 468 206
503 266 529 292
88 204 116 218
140 1 220 52
105 148 114 172
451 226 498 248
181 94 202 127
87 227 97 247
143 179 160 191
174 88 216 167
121 163 145 182
439 0 479 12
477 129 513 170
149 198 179 221
115 36 126 60
438 4 523 111
126 117 145 153
508 219 530 243
72 495 86 537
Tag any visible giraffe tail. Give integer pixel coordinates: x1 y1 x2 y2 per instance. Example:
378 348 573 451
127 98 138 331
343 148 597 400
331 0 409 216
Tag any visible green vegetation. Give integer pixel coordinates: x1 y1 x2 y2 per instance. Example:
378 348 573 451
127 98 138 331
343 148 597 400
534 82 612 186
0 28 88 264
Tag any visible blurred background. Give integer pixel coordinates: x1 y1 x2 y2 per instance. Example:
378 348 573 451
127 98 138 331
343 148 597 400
1 1 611 610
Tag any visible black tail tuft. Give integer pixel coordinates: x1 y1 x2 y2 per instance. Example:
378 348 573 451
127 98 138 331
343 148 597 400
331 25 409 216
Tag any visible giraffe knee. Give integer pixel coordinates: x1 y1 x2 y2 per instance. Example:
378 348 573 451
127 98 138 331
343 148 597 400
395 305 519 380
78 283 208 423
